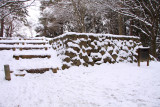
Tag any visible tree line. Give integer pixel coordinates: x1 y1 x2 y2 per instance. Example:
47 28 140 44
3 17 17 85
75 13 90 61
0 0 159 59
0 0 35 38
37 0 159 58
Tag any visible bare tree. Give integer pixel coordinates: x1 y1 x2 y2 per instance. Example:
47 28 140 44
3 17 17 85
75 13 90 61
0 0 35 37
110 0 160 57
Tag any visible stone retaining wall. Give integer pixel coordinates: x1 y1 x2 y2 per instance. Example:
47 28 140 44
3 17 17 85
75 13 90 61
51 32 142 69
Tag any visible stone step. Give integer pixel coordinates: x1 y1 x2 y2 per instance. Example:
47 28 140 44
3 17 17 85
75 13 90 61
22 38 46 41
25 42 47 45
0 38 45 41
0 47 49 51
0 42 48 45
13 55 51 60
0 42 19 45
15 74 25 77
19 68 58 74
0 38 12 40
0 37 49 41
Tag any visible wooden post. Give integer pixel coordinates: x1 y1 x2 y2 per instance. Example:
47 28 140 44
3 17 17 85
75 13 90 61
4 65 11 81
52 68 58 73
138 49 140 66
138 58 140 66
147 60 149 66
137 47 150 67
147 53 149 66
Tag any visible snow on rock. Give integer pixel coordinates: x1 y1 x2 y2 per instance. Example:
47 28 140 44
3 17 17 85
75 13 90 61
50 32 153 70
91 53 102 58
53 32 140 40
67 42 80 48
107 46 113 52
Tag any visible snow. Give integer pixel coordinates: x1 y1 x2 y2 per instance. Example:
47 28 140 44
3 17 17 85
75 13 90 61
102 52 112 59
0 40 48 43
112 49 117 55
0 45 50 48
119 50 128 57
0 49 61 71
0 38 62 71
107 46 113 51
0 37 160 107
0 62 160 107
67 48 78 54
53 32 140 40
67 42 80 48
122 46 129 50
0 39 50 48
91 53 102 58
138 47 150 49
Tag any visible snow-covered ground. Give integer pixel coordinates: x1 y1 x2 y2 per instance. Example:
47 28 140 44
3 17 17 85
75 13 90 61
0 61 160 107
0 37 160 107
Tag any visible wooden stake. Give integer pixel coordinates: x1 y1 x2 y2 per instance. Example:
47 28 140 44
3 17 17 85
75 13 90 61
52 68 58 73
138 49 140 66
4 65 11 81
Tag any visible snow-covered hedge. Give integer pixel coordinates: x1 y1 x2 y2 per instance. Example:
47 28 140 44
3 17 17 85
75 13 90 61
51 32 142 70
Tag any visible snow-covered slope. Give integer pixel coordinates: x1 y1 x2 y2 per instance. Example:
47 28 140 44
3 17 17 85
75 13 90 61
0 62 160 107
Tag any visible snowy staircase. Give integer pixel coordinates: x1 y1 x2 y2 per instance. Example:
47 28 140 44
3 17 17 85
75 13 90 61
0 39 49 51
13 55 51 60
0 37 61 76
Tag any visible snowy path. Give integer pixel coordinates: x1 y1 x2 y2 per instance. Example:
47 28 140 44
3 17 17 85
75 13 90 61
0 62 160 107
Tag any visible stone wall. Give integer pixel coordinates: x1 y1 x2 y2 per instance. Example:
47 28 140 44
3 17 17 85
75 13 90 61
51 32 142 70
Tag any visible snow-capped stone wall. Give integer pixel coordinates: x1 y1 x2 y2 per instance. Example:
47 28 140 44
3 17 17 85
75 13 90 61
51 32 142 70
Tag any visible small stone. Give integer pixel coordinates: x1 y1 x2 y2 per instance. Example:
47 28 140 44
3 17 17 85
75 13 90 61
82 56 89 63
63 57 71 63
65 51 77 58
103 57 111 63
112 54 118 60
62 64 70 70
83 63 88 67
100 51 105 55
71 59 81 66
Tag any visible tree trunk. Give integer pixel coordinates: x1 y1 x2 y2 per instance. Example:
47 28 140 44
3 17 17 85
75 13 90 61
151 36 157 58
81 23 85 33
118 14 124 35
6 28 9 37
0 18 4 37
9 22 13 37
130 19 133 36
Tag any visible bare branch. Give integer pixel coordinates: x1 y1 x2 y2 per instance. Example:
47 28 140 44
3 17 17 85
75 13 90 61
0 0 32 8
0 0 35 19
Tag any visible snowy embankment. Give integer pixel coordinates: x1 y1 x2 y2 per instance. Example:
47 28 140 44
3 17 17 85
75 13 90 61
0 62 160 107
